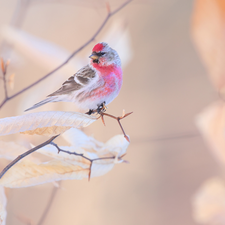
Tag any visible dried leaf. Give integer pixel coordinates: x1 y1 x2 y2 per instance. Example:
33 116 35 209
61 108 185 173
193 177 225 224
192 0 225 89
8 73 15 90
0 111 96 136
196 101 225 165
0 187 7 225
0 129 129 188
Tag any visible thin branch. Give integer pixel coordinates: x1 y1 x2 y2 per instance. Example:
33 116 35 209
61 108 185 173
0 135 59 179
0 0 132 109
0 98 7 109
99 111 133 142
50 142 117 181
0 133 121 181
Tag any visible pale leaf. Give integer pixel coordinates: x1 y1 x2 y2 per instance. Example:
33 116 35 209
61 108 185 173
0 129 129 188
62 128 104 151
0 160 89 188
196 101 225 166
0 187 7 225
192 0 225 89
39 129 128 164
0 140 40 162
193 177 225 224
0 111 96 136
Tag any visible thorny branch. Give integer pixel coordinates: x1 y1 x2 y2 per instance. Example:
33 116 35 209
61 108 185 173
0 134 125 182
50 142 120 181
0 0 132 110
99 110 133 142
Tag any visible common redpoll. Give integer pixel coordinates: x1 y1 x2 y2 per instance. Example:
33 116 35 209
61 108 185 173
25 42 123 114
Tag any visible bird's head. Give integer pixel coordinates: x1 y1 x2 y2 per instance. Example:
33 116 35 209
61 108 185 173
89 42 121 67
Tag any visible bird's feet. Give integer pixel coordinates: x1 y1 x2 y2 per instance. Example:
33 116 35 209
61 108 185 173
85 102 107 115
97 102 107 114
86 109 94 115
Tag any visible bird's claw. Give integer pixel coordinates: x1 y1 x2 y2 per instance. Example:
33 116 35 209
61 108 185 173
97 102 107 114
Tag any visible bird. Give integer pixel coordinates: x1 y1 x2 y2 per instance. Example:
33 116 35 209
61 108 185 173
25 42 123 114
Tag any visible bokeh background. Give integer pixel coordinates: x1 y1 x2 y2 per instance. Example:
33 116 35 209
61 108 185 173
0 0 223 224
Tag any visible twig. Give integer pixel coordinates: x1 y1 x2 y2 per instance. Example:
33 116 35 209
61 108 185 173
0 133 125 181
50 142 118 181
99 111 133 142
0 0 132 110
0 135 59 179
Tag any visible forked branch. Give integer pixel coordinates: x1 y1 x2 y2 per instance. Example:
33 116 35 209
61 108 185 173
96 110 133 142
50 142 120 181
0 130 127 181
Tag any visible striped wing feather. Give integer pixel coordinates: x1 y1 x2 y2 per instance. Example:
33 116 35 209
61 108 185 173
48 65 96 96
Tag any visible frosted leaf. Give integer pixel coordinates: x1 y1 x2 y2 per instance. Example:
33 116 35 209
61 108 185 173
62 128 103 151
0 129 129 188
0 160 89 188
0 140 39 162
0 111 96 136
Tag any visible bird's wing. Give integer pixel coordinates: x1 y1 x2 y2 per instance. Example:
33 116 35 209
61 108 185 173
48 65 96 96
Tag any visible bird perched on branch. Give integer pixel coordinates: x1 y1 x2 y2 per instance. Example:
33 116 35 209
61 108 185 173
25 42 122 114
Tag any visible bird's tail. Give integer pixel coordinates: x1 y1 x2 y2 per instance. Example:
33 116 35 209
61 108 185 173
25 96 58 111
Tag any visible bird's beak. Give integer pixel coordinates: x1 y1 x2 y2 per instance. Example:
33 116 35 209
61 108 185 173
89 54 99 60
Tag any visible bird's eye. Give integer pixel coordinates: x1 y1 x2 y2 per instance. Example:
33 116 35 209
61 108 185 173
93 59 99 64
96 52 106 57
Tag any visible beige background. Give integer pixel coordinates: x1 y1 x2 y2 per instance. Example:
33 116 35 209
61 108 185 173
0 0 219 224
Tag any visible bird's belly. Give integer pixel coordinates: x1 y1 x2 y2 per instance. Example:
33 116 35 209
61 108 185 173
78 82 120 110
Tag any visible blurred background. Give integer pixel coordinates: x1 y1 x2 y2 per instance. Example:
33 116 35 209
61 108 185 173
0 0 224 224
